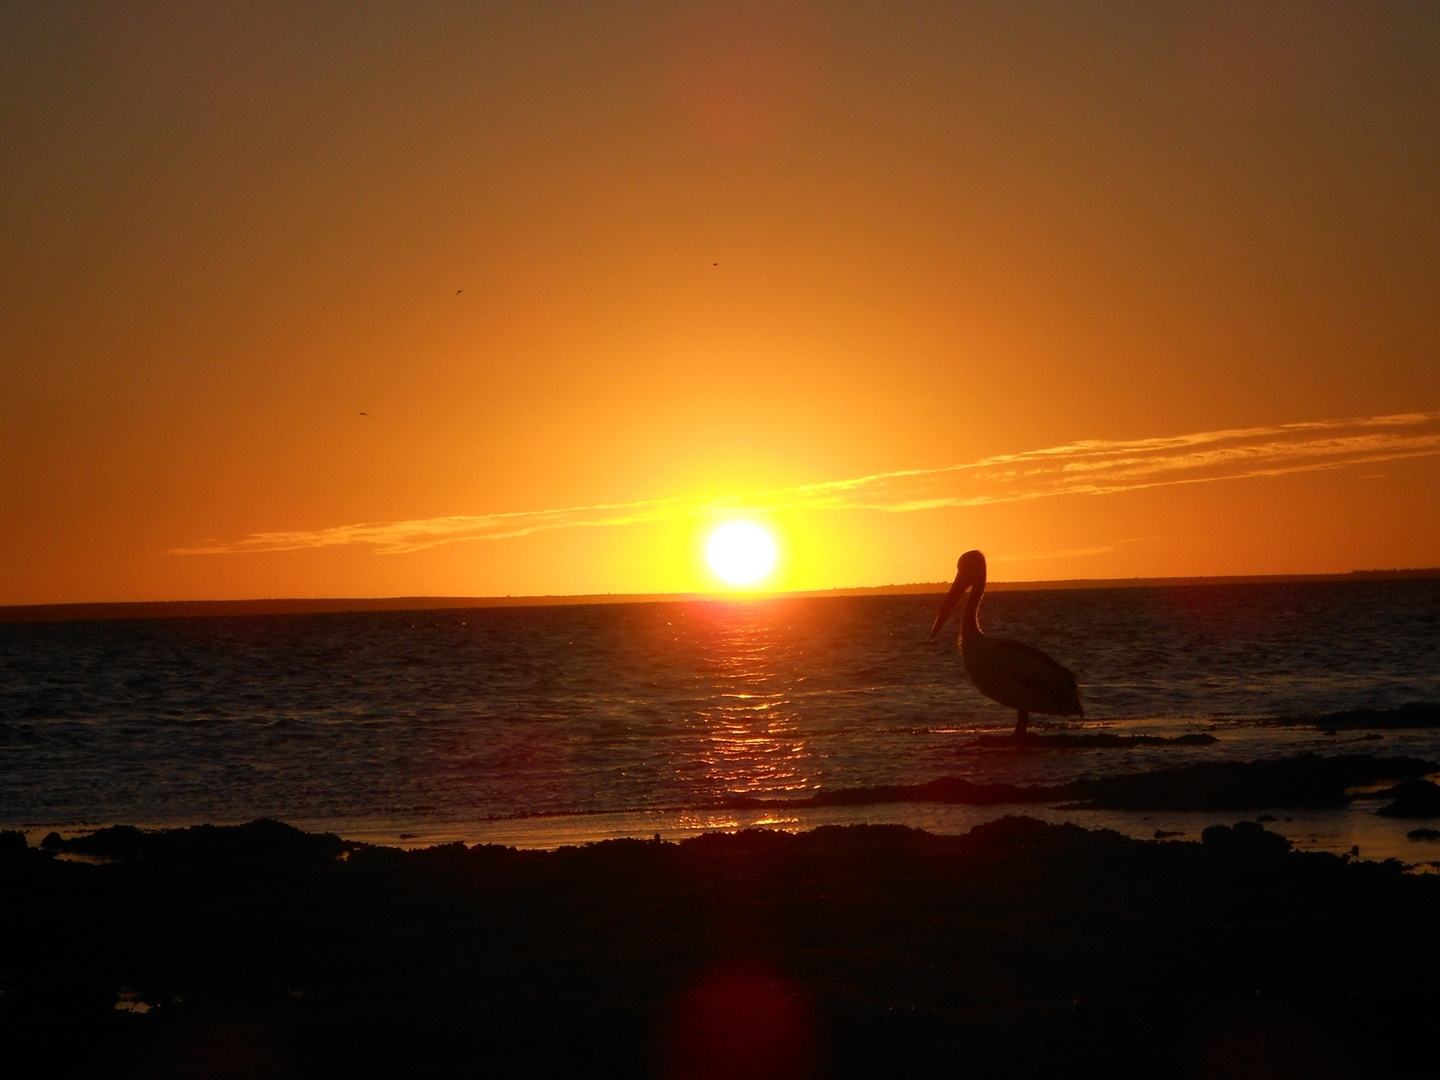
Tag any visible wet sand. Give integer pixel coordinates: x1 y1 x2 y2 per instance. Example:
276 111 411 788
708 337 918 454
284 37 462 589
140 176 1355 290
4 813 1439 1079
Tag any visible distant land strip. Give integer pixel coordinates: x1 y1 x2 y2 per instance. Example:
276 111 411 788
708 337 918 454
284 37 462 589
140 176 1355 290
2 568 1437 625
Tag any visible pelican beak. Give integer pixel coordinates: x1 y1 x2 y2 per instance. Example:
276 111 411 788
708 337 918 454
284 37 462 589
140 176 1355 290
929 571 970 640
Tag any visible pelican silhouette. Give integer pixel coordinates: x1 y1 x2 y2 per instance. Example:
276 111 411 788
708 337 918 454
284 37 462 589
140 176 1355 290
930 550 1082 741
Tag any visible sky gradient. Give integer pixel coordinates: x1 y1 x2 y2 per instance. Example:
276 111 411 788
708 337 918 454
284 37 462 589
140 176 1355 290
3 2 1438 603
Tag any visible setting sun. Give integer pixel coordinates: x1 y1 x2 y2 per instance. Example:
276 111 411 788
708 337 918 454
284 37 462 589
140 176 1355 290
705 522 777 587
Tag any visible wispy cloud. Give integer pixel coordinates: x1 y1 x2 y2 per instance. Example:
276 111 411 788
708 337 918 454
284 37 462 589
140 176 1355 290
988 538 1160 565
173 411 1440 555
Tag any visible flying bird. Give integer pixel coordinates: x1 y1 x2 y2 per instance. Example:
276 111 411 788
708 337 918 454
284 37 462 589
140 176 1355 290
930 549 1082 741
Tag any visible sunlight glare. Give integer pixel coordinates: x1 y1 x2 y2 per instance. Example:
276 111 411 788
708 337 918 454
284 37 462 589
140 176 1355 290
705 522 777 587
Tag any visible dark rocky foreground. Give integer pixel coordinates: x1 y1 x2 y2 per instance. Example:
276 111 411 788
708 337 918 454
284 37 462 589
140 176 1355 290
3 817 1439 1079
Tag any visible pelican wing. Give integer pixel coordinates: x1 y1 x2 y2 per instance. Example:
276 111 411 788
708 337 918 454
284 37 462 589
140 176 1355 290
976 637 1083 716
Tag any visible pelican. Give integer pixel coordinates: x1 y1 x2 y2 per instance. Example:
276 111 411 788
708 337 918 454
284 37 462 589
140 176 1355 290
930 550 1082 741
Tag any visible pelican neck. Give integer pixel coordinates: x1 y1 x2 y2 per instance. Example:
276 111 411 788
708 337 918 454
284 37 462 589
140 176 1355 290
961 577 985 641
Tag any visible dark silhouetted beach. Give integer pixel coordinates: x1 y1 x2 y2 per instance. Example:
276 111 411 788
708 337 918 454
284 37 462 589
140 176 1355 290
5 817 1439 1078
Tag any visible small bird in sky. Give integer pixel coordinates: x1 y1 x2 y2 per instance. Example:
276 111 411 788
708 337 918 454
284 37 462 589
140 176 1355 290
360 412 368 417
456 289 463 294
931 549 1083 741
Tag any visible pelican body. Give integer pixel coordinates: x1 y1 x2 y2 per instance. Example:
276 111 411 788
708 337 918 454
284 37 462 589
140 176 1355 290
930 550 1082 740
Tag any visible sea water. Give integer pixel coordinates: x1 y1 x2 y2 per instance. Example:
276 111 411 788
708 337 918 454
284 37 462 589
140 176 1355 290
2 581 1437 856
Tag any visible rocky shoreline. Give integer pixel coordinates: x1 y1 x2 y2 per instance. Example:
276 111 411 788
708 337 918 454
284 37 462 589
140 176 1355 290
726 751 1439 814
5 808 1439 1078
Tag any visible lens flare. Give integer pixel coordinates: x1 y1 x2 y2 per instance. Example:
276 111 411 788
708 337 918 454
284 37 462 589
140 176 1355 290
705 522 777 586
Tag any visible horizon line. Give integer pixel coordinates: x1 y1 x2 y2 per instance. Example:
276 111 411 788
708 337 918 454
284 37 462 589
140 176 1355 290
4 567 1437 624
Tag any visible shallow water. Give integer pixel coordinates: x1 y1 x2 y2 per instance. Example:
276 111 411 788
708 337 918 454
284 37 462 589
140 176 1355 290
2 581 1438 857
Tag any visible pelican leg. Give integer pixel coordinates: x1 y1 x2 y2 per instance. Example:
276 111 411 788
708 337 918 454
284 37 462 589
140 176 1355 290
1015 708 1029 742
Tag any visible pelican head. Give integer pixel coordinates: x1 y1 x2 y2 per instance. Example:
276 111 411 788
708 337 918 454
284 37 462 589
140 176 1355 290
929 549 987 640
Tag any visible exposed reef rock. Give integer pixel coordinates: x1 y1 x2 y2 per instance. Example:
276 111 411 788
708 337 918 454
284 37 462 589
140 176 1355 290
1065 754 1434 812
34 818 359 863
727 776 1045 809
974 731 1218 748
727 754 1437 813
1298 702 1440 732
1376 779 1440 818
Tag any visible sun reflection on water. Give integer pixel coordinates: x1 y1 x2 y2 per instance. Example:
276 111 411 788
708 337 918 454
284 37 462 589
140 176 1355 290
688 608 813 798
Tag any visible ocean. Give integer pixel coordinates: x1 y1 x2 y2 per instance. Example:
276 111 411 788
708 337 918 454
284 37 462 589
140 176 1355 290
3 580 1438 857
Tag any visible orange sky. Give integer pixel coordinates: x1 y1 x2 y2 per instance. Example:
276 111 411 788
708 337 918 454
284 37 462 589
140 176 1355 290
2 2 1438 605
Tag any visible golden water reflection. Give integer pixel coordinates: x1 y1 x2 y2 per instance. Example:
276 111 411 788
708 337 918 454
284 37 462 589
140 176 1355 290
687 612 814 799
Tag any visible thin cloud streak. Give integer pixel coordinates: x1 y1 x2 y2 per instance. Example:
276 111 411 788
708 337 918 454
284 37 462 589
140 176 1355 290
989 537 1160 565
173 412 1440 555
